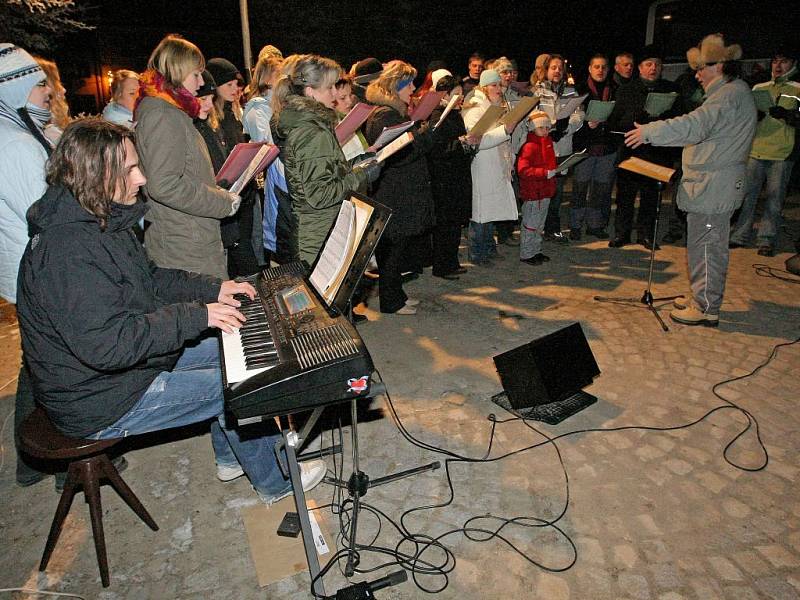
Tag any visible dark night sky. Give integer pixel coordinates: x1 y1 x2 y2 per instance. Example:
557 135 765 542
56 0 792 111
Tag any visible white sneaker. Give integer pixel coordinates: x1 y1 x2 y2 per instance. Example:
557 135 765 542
257 459 327 505
404 298 420 306
216 463 245 482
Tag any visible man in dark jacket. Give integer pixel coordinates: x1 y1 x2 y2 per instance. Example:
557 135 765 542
571 54 618 239
607 46 680 249
17 118 324 503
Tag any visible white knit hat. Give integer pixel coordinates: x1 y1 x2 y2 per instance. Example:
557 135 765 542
0 43 45 109
528 110 551 130
430 68 452 90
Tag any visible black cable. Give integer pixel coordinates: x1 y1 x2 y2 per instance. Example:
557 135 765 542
310 336 796 596
753 262 800 284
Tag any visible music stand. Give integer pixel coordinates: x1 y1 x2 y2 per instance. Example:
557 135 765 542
594 158 682 332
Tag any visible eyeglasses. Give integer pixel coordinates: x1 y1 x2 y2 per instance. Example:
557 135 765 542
694 62 718 72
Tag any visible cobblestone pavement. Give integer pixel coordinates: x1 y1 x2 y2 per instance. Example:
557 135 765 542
1 196 798 599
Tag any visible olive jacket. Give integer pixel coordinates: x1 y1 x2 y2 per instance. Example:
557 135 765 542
136 96 234 279
273 95 368 264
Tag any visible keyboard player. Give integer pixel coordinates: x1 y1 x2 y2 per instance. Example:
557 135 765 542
16 119 325 504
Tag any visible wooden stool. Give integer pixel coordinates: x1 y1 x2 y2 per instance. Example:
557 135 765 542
19 407 158 587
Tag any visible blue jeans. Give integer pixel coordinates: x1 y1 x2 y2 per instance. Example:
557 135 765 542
730 158 794 248
91 337 290 498
570 152 616 231
469 221 495 263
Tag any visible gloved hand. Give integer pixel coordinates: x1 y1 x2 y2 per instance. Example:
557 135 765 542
550 117 569 142
351 151 376 166
769 105 790 120
218 178 232 190
546 169 556 179
355 160 382 184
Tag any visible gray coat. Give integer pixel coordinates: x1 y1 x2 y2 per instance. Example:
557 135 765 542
640 77 756 214
136 96 233 279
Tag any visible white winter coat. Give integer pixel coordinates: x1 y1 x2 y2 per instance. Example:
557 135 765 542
0 119 48 303
461 89 518 223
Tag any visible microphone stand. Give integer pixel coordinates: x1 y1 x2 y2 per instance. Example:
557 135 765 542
594 179 681 332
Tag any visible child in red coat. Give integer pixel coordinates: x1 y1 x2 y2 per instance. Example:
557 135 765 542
516 112 558 265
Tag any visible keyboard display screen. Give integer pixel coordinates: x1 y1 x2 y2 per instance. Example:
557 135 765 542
280 284 315 315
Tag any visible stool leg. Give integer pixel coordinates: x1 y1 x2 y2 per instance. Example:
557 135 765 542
98 455 158 531
83 460 110 587
40 462 79 572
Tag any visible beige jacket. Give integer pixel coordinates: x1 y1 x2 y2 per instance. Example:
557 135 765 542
136 96 233 279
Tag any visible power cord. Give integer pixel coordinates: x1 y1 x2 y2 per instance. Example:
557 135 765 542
309 335 796 596
753 262 800 284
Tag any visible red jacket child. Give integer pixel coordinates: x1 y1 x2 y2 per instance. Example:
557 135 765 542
516 129 557 201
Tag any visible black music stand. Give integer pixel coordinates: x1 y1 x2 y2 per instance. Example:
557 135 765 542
594 160 682 332
322 383 440 577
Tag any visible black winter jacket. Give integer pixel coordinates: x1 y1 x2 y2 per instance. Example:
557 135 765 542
16 186 220 437
364 87 435 239
427 106 473 225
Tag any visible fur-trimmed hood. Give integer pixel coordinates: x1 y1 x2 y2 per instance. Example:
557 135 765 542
275 94 338 137
365 84 409 117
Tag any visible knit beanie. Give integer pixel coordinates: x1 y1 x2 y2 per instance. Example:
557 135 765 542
352 57 383 84
479 69 501 87
0 43 45 109
207 58 242 87
196 70 217 98
528 110 551 130
430 68 452 89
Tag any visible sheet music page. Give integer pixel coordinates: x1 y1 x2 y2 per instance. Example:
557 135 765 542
556 148 588 171
409 91 445 122
335 103 375 144
375 131 413 162
433 94 461 130
466 104 505 137
230 144 271 195
309 200 356 301
556 94 588 120
584 100 615 122
325 197 375 301
368 121 415 151
500 96 539 128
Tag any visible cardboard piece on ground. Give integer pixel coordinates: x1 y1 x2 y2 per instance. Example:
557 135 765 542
242 497 332 588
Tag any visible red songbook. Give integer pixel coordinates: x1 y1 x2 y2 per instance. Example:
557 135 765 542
216 142 280 195
409 91 445 122
335 103 376 144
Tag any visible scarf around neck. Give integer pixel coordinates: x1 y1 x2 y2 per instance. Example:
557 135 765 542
136 70 200 119
587 77 611 101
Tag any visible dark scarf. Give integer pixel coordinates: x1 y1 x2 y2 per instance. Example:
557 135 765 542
587 77 611 101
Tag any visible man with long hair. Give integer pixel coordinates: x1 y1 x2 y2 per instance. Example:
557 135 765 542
16 118 324 503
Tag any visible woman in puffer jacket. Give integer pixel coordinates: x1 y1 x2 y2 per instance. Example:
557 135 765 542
272 54 380 265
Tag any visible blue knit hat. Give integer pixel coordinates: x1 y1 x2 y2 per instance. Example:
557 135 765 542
479 69 501 87
0 43 45 109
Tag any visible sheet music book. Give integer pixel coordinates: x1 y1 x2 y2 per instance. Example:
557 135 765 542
618 156 676 183
500 96 540 128
752 89 774 112
556 94 588 120
584 100 615 122
354 132 414 167
368 120 415 152
433 94 461 130
309 197 374 305
644 92 678 117
556 148 588 171
466 104 505 137
216 143 280 195
409 91 445 122
335 103 376 144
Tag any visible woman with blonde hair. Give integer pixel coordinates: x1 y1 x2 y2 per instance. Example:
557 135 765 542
272 54 379 264
102 69 139 128
461 69 518 265
135 34 238 280
243 55 296 263
33 56 69 143
364 59 437 315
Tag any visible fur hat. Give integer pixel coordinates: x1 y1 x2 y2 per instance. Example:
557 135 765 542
528 110 551 130
687 34 742 70
479 69 501 87
0 43 45 109
430 68 452 89
493 57 514 74
207 57 243 87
